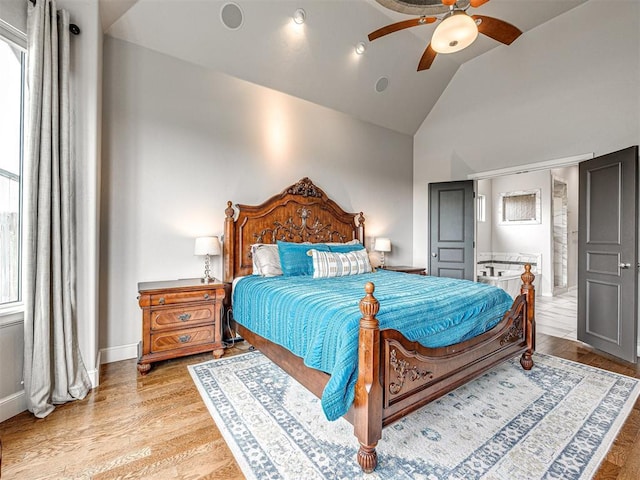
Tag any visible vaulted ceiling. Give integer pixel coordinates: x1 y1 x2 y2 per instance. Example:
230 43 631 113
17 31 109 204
101 0 588 135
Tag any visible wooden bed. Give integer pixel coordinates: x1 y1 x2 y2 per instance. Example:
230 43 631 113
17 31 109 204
223 177 535 473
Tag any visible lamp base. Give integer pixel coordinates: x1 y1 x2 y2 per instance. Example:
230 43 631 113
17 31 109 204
201 276 217 284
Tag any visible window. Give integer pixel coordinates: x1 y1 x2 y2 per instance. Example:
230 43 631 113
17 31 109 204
498 189 541 225
0 35 25 309
476 194 486 222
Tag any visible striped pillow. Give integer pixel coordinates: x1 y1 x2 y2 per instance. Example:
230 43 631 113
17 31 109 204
309 249 372 278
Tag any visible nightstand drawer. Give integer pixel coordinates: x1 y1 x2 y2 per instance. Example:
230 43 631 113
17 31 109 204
149 289 218 306
150 326 216 353
151 305 216 331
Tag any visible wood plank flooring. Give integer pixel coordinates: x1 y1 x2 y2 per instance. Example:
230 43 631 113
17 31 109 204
1 334 639 479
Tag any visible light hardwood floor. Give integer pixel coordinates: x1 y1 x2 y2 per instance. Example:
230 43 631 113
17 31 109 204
1 334 639 479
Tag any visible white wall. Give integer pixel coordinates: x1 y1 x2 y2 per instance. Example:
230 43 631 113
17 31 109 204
0 0 26 34
413 0 640 268
100 37 414 358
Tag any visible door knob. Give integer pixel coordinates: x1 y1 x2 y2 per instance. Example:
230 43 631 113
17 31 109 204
619 263 631 269
431 253 438 257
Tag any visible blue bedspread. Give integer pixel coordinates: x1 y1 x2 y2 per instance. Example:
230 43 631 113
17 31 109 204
232 269 514 421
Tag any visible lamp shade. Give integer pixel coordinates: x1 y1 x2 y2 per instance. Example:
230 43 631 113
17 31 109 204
374 237 391 252
431 11 478 54
194 236 221 256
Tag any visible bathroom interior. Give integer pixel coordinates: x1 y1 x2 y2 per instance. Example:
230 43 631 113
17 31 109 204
475 165 579 303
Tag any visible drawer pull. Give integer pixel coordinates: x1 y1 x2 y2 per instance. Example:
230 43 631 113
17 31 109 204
159 297 165 305
204 293 210 300
178 313 191 322
178 334 191 343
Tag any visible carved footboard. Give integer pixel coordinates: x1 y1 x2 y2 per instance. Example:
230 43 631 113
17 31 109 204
353 265 535 472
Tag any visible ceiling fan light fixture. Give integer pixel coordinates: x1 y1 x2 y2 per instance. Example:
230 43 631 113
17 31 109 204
431 11 478 54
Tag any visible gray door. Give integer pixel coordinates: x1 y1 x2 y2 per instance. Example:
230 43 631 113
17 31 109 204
578 146 638 363
429 180 475 280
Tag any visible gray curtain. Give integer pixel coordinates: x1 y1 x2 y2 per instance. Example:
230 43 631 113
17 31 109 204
23 0 91 418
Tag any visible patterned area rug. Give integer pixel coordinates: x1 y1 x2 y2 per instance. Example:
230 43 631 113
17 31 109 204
189 351 640 480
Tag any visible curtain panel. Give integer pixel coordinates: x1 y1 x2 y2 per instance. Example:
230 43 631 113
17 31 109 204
23 0 91 418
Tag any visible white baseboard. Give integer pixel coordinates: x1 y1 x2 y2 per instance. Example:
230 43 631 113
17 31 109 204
86 350 101 388
0 390 26 423
100 343 138 364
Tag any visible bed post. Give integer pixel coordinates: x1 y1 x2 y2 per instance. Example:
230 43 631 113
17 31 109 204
354 282 383 473
520 264 536 370
224 201 235 283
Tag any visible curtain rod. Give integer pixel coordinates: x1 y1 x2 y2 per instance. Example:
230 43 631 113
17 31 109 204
28 0 81 35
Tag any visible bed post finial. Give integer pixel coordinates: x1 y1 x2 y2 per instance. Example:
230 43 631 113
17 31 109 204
224 201 235 283
520 264 535 370
355 282 382 473
521 263 535 286
360 282 378 318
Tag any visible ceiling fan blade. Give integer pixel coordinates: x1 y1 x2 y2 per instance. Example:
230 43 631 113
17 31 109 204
473 15 522 45
417 43 437 71
368 17 437 42
469 0 490 7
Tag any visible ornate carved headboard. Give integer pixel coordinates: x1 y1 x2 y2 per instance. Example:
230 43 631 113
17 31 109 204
224 177 365 282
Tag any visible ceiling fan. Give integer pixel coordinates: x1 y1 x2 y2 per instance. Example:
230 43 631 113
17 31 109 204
369 0 522 71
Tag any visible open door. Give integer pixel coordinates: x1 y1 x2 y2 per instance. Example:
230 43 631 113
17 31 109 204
429 180 475 280
578 146 638 363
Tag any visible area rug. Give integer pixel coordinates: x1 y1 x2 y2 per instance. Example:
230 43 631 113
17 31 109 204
188 351 640 480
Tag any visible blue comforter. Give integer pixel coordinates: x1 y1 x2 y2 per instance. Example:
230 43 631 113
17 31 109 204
232 269 513 421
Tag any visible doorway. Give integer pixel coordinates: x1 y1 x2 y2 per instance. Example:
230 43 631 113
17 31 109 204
475 165 579 341
552 176 569 295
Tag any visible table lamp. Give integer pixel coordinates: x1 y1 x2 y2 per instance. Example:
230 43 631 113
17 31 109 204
194 236 221 283
374 237 391 269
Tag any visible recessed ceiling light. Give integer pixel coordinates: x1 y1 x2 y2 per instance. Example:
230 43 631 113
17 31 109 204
355 42 366 55
293 8 306 24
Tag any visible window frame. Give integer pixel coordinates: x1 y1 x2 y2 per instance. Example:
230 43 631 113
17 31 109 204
476 194 486 223
0 22 27 325
498 189 542 226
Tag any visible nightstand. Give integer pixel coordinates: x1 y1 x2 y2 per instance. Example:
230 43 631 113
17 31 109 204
383 266 427 275
137 278 225 375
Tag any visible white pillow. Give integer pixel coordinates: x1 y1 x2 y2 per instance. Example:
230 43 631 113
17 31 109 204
309 249 372 278
325 239 361 246
251 244 282 277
